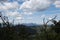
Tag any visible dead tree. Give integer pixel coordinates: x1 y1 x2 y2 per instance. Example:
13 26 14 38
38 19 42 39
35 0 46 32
0 12 9 27
0 12 6 24
43 15 57 31
42 16 57 40
51 20 60 33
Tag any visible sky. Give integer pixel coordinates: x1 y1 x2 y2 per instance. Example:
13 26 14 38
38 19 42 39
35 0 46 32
0 0 60 24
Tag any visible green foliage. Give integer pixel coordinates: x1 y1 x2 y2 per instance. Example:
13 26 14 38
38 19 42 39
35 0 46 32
0 20 60 40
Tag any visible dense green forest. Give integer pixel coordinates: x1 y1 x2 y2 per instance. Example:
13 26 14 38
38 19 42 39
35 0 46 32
0 12 60 40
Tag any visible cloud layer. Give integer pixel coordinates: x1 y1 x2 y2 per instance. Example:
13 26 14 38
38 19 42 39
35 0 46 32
54 0 60 8
0 0 8 2
20 0 51 12
0 0 60 24
0 2 19 10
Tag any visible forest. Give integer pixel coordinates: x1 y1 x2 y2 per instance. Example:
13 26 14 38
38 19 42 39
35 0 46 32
0 12 60 40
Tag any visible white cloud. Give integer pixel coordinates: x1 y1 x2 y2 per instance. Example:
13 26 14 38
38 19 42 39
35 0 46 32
20 0 51 12
6 11 22 17
48 17 52 20
0 0 8 2
54 0 60 8
16 17 23 20
23 12 32 15
0 1 24 23
40 15 46 18
15 0 29 2
4 11 23 23
0 1 20 10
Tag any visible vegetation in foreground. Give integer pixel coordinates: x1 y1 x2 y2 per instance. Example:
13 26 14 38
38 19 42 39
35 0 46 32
0 12 60 40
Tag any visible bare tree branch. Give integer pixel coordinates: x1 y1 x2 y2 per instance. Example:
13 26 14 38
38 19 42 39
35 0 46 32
0 12 9 25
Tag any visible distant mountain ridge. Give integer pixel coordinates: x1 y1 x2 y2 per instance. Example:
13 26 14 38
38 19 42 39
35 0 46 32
22 23 39 26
